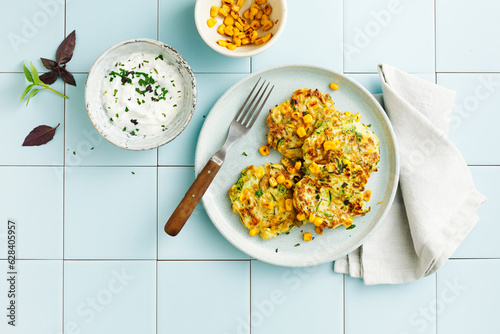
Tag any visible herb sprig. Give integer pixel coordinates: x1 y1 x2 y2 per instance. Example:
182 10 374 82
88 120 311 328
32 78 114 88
39 30 77 86
20 62 68 106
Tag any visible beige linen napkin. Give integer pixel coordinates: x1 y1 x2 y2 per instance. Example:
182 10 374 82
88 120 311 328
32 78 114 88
334 64 487 285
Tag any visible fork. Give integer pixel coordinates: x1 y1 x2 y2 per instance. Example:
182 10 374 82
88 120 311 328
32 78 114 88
164 78 274 236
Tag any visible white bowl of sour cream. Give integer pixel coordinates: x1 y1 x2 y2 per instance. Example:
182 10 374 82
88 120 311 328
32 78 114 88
85 39 197 150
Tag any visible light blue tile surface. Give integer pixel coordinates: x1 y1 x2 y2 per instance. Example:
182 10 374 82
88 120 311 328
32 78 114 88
0 260 62 334
0 74 64 165
437 73 500 165
158 167 248 259
64 260 156 334
344 0 435 73
251 261 343 334
158 73 246 165
436 0 500 72
0 167 63 259
159 0 250 73
65 167 156 259
345 275 436 334
437 260 500 334
0 0 64 72
65 74 157 166
252 0 343 72
452 167 499 258
349 73 435 96
66 0 157 72
157 261 250 334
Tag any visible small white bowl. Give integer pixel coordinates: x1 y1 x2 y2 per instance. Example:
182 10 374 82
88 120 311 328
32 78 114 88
194 0 287 58
85 39 197 151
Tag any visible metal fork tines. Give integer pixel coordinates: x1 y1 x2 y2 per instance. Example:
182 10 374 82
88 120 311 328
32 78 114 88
212 78 274 165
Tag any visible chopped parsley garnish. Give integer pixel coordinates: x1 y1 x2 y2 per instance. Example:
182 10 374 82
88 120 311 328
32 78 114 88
155 54 164 60
125 107 129 112
242 152 247 156
122 127 126 132
294 243 300 247
255 189 264 197
346 224 356 230
131 171 135 175
113 89 118 96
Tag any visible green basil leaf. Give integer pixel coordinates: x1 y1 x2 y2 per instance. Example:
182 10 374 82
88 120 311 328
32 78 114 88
30 62 40 84
19 84 34 101
23 63 33 83
26 88 43 106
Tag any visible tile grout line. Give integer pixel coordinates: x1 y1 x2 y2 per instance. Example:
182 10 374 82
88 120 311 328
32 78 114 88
435 272 438 334
434 0 438 83
343 273 346 334
62 1 67 332
249 259 252 334
157 0 160 41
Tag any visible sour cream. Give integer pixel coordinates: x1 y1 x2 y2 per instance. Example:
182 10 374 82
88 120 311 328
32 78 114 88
101 52 184 137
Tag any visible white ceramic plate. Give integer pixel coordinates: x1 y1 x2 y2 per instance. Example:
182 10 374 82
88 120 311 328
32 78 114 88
195 64 399 267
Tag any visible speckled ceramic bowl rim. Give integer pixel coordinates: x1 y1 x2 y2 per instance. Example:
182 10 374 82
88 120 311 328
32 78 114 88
85 38 197 151
194 0 288 58
196 63 400 267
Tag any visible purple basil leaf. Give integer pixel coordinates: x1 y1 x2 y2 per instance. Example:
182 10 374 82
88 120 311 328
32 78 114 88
39 71 59 85
22 123 60 146
40 58 58 70
56 30 76 65
59 67 76 86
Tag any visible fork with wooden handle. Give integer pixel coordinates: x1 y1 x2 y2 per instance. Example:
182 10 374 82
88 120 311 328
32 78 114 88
164 78 274 236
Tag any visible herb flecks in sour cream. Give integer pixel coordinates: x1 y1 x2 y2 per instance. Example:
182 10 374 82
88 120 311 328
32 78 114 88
101 53 184 137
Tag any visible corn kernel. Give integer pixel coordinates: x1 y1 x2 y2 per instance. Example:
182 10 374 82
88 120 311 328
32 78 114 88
315 226 323 235
251 3 261 10
224 25 234 36
303 232 312 241
303 114 313 124
259 145 270 156
231 4 241 12
354 113 361 121
224 15 234 26
261 32 272 43
343 218 353 227
263 3 272 15
262 20 273 31
294 161 302 170
281 157 290 166
227 43 237 50
261 14 269 22
250 30 258 42
309 213 316 222
255 9 263 20
279 202 286 212
233 27 240 35
249 228 259 236
330 82 339 90
285 199 293 211
297 212 306 221
344 111 352 117
255 169 264 179
269 177 277 187
223 0 234 4
297 127 307 138
217 40 228 47
308 101 319 110
241 37 251 45
323 140 338 151
291 111 301 120
263 202 273 209
287 165 296 174
230 10 239 19
207 18 217 28
237 0 245 7
363 190 372 201
250 20 261 30
210 6 219 17
233 36 242 46
219 5 230 17
313 217 322 227
255 0 266 4
254 37 264 45
249 7 258 20
235 21 244 31
283 180 293 189
243 8 251 19
217 24 226 34
343 158 350 165
276 175 285 184
309 163 320 174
